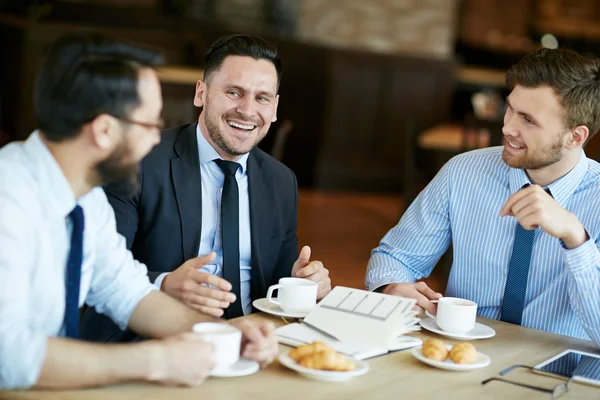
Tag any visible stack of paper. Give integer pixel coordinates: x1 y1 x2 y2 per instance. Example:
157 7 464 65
275 286 422 360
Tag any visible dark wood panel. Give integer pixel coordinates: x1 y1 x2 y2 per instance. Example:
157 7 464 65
314 50 455 192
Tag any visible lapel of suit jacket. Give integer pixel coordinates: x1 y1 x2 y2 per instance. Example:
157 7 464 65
248 150 274 300
171 124 203 262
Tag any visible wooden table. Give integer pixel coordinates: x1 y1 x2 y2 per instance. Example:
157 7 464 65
2 314 599 399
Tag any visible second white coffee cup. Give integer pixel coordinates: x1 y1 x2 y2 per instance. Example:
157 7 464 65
266 277 317 313
435 297 477 334
192 322 242 369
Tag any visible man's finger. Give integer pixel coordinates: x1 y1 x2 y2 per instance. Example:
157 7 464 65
302 266 328 282
190 271 233 291
295 261 323 278
500 187 534 216
235 320 265 344
186 293 231 309
297 245 311 264
185 252 217 269
415 292 437 314
193 285 236 303
192 304 224 317
414 282 442 301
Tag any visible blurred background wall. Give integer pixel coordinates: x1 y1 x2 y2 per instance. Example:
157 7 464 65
1 0 600 193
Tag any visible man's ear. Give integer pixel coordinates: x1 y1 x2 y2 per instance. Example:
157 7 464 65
271 94 279 123
89 114 119 151
567 125 589 149
193 80 207 108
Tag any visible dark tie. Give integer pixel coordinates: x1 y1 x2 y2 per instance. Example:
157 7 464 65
214 160 244 318
500 185 552 325
64 205 84 338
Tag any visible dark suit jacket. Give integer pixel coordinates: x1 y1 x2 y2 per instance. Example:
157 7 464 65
80 123 299 342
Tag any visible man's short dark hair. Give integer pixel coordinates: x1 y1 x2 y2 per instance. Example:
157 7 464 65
203 34 283 90
35 31 164 142
506 48 600 142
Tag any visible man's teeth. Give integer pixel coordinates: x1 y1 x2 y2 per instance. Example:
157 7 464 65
508 141 523 149
228 121 255 130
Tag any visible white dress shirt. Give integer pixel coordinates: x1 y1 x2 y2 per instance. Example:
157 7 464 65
155 126 253 315
0 132 156 389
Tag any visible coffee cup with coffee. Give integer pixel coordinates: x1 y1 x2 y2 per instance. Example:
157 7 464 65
434 297 477 334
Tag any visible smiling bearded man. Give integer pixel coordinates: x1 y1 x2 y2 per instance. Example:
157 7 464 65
81 34 332 344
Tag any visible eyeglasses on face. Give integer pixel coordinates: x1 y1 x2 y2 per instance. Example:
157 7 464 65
119 117 164 131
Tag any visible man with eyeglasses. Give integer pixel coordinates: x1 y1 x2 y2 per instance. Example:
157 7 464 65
0 31 278 390
80 34 332 344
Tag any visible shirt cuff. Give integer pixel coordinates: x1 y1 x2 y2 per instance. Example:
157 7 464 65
562 232 600 276
153 272 169 290
367 277 410 292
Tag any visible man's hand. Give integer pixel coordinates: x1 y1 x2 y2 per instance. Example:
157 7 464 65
228 318 278 368
500 184 588 249
161 252 236 317
149 332 214 386
382 282 442 314
291 246 332 299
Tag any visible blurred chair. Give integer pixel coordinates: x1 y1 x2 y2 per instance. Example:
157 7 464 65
404 91 504 203
270 119 293 162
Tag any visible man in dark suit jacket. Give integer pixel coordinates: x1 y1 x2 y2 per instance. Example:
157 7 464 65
81 34 331 343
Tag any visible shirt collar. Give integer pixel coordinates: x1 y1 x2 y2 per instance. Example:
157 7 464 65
196 124 249 174
508 150 589 208
23 131 76 218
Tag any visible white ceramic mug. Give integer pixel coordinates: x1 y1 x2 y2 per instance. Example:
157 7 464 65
435 297 477 334
192 322 242 369
266 277 318 313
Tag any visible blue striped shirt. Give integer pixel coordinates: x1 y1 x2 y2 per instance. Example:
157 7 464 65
366 147 600 347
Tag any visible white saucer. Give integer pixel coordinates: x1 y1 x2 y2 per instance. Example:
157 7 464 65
209 359 260 378
278 352 369 382
419 317 496 340
253 298 312 319
411 345 491 371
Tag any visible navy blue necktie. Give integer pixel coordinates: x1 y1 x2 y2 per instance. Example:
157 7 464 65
64 205 84 338
500 186 552 325
214 160 244 319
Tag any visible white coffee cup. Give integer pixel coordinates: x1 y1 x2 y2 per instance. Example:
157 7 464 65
266 277 318 313
192 322 242 369
434 297 477 334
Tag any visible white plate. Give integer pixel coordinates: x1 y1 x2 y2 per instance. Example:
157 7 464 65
209 359 260 378
419 317 496 340
278 352 369 382
253 298 312 319
411 345 491 371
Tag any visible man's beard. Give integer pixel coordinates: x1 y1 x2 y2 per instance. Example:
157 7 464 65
502 132 566 170
204 98 265 157
95 141 139 197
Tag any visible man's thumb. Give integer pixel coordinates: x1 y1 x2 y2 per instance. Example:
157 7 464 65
298 245 311 263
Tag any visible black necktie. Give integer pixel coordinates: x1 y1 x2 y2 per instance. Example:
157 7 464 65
214 160 244 318
64 205 84 338
500 185 552 325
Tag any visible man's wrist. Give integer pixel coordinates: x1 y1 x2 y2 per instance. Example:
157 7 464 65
562 221 588 249
142 341 166 383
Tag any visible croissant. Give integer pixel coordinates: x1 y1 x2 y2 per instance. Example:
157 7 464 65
422 338 448 361
288 341 333 362
450 342 477 364
298 350 356 371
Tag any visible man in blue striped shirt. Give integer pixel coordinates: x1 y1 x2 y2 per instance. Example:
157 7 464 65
366 48 600 347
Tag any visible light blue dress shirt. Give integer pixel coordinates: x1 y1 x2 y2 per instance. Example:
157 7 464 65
367 147 600 347
155 126 253 315
0 132 157 389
